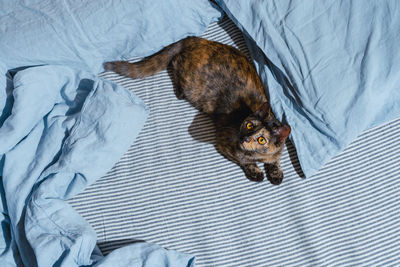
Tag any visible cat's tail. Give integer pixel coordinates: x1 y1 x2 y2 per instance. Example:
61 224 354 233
104 39 185 79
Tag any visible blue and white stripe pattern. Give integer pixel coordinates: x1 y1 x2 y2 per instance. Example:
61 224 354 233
69 16 400 266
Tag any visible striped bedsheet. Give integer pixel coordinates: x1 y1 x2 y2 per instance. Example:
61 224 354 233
69 16 400 266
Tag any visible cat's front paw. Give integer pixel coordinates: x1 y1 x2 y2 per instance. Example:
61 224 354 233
264 163 283 185
242 164 264 182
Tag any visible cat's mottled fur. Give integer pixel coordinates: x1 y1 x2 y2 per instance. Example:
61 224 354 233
104 37 290 184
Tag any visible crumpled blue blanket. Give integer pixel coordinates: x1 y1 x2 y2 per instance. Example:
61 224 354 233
0 0 220 266
216 0 400 177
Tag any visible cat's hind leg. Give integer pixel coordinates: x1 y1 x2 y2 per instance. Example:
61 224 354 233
264 162 283 185
241 164 264 182
169 74 185 100
169 61 185 100
175 87 185 99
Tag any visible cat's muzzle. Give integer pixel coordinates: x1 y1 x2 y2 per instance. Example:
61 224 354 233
240 136 252 144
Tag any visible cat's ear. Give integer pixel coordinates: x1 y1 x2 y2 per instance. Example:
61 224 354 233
254 102 270 119
273 125 291 143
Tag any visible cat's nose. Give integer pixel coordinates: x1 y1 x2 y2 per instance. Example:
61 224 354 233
241 137 251 143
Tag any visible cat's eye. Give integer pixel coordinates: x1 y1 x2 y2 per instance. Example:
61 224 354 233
246 122 253 130
258 136 267 145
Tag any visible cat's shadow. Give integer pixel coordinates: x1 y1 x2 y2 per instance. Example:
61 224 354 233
188 113 244 176
188 112 216 145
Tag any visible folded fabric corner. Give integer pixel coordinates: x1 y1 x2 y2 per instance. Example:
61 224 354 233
0 65 151 265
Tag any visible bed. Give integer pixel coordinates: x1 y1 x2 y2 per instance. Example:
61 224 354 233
1 1 399 266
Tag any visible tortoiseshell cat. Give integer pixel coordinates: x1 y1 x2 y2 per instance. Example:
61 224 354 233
104 37 291 185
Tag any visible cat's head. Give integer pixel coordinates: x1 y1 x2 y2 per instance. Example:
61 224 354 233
239 103 291 155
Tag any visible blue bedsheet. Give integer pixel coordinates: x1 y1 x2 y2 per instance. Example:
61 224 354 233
216 0 400 177
0 0 220 266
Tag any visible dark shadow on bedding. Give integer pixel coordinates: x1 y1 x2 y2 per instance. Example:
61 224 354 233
188 113 216 145
218 15 252 59
0 72 14 127
97 239 145 256
65 79 94 116
16 209 37 267
286 139 305 179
